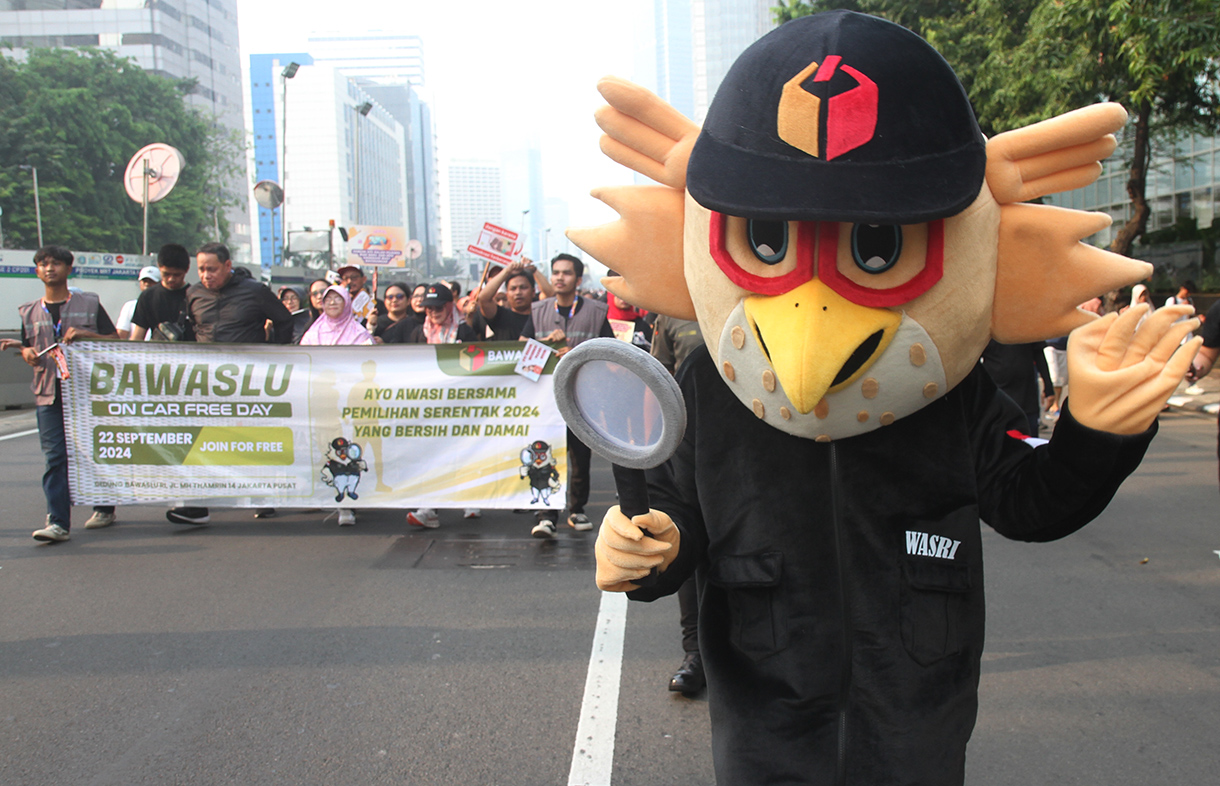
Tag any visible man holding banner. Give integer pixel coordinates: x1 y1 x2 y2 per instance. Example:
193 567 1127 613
520 254 614 538
168 243 293 524
1 245 119 542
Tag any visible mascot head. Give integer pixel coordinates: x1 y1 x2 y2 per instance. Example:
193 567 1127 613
523 440 554 468
570 10 1149 441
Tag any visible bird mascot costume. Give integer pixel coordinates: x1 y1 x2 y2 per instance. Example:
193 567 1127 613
568 10 1202 786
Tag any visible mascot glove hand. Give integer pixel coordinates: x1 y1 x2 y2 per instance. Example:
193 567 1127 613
1067 304 1202 434
595 506 679 593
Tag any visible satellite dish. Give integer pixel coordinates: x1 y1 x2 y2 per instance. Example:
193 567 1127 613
253 180 285 210
405 239 423 260
124 143 184 204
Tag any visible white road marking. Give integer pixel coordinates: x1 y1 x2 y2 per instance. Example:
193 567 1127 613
568 591 628 786
0 428 37 443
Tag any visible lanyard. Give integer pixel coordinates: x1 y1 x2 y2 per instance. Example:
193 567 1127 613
41 293 71 340
555 298 578 321
40 294 72 380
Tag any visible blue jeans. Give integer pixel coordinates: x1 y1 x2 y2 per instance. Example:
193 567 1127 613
36 401 112 530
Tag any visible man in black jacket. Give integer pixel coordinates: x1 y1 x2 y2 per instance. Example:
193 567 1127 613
186 243 293 344
167 243 292 525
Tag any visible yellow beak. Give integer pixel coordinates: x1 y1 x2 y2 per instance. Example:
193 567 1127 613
744 279 900 413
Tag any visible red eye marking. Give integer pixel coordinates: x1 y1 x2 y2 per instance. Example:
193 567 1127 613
817 220 943 308
708 211 813 295
708 212 944 305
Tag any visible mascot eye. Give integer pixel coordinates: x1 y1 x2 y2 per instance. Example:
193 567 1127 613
747 219 788 264
851 224 903 274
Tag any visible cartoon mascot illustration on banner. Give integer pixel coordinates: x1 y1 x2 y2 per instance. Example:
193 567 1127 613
320 437 367 502
519 440 560 505
569 10 1202 786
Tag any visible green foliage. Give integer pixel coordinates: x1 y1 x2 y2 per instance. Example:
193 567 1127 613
771 1 1220 255
775 1 1220 134
0 47 245 253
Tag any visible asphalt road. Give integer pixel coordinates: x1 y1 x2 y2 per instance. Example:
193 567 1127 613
0 409 1216 785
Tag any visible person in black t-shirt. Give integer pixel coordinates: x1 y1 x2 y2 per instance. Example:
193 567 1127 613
373 282 414 340
474 258 541 341
130 243 195 342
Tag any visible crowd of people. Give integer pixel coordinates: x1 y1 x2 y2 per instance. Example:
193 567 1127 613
5 241 1219 700
3 243 638 539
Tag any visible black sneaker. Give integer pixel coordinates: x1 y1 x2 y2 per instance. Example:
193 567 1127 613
253 508 277 519
167 507 210 525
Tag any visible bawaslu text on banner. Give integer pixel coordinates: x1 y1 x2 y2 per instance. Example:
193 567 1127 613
62 341 567 510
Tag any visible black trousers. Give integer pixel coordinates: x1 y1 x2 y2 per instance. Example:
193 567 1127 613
678 574 700 654
537 427 591 521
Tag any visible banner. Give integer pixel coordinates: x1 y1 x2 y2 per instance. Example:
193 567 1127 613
63 342 567 510
346 225 407 267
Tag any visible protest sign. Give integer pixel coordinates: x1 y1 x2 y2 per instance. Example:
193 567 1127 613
466 222 522 267
63 342 567 510
346 225 407 267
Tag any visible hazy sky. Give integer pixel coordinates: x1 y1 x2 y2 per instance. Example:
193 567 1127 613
237 0 652 234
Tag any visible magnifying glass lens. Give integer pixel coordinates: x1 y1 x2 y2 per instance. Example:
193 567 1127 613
571 360 663 450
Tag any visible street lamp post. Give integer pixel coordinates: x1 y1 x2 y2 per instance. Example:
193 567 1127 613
280 61 300 265
353 100 373 224
18 165 42 248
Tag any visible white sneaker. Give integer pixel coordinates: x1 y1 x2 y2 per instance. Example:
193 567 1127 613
567 513 593 531
337 509 356 527
531 519 556 539
407 508 439 529
84 510 116 529
463 508 482 519
33 521 70 542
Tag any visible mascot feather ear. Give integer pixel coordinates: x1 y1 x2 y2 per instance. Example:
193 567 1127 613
987 103 1151 342
992 204 1151 342
567 186 694 319
566 77 699 320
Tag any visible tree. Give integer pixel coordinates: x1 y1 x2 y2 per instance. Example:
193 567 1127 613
0 47 245 253
773 1 1220 256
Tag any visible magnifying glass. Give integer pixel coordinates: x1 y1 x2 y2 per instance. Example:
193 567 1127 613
554 338 687 582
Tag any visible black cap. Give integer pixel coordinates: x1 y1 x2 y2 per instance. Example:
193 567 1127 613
421 283 454 307
687 10 985 224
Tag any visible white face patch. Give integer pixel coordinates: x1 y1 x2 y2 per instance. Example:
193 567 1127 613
715 301 948 441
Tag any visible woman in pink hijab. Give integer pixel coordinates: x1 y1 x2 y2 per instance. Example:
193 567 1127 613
300 285 373 347
300 285 371 526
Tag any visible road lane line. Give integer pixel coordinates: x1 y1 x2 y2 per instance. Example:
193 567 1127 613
0 428 37 443
568 591 628 786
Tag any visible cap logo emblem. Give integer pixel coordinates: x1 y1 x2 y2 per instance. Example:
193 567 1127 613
777 55 878 160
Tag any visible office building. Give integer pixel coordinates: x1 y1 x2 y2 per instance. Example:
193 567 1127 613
310 32 441 274
249 54 408 269
0 0 252 261
446 158 502 275
651 0 775 122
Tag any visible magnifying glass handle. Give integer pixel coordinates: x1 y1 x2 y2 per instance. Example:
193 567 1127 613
611 464 660 588
612 464 650 519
